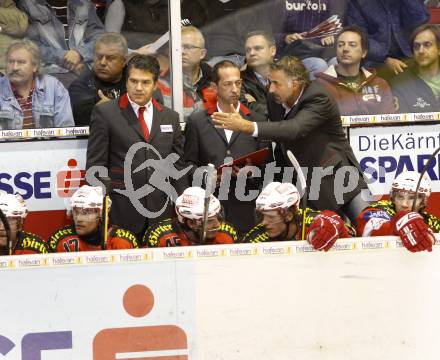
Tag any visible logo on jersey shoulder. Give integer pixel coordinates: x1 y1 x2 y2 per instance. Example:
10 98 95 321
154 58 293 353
363 210 391 221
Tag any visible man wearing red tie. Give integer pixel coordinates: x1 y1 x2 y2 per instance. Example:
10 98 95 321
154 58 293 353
86 54 187 239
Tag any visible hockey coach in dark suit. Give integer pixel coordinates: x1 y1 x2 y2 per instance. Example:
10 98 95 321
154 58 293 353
212 56 371 223
184 60 270 235
86 54 187 238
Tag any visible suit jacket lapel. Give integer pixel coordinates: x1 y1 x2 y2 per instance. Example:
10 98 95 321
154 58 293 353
149 107 161 143
207 114 228 145
228 105 252 146
121 106 145 142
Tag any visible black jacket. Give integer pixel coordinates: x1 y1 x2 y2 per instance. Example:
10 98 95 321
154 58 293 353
258 81 368 211
69 68 127 126
184 102 271 234
69 67 164 126
241 66 268 115
390 63 440 114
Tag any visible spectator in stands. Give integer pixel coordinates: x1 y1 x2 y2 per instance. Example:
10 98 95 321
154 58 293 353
241 30 276 115
0 0 28 75
184 60 270 235
273 0 346 79
346 0 429 78
48 185 139 252
69 32 128 126
143 187 238 247
243 182 355 251
315 26 395 115
157 26 212 121
104 0 207 52
198 0 272 67
356 171 438 253
391 24 440 113
0 40 74 129
0 192 49 255
17 0 105 88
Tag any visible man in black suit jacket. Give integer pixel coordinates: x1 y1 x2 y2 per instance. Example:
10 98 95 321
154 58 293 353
213 56 371 224
86 54 188 238
185 60 270 235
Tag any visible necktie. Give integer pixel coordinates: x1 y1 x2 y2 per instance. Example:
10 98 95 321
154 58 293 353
138 106 150 142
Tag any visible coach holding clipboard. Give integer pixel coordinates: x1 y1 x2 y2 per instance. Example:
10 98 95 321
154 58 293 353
212 56 371 223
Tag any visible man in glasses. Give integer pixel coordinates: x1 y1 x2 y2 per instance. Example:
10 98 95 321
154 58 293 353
391 24 440 113
242 182 355 252
142 186 238 247
48 185 138 252
156 26 213 121
356 171 439 253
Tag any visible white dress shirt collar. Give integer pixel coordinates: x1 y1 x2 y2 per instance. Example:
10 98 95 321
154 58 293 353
216 102 240 143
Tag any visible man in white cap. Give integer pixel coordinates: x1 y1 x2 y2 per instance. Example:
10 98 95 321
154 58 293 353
48 185 138 252
243 182 355 252
356 171 438 252
0 192 49 255
143 186 238 247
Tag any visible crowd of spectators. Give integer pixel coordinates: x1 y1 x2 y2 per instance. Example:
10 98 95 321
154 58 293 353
0 1 439 256
0 0 438 130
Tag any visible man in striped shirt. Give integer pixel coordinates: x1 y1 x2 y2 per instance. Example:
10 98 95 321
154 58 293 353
0 39 74 129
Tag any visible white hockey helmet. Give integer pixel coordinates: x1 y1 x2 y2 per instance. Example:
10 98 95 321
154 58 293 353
175 187 221 223
0 192 27 219
391 171 431 197
256 182 300 212
70 185 109 211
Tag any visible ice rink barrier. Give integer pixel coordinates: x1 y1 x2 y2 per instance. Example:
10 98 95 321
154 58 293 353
0 236 439 359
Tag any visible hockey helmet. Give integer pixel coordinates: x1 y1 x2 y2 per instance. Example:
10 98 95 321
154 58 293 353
391 171 431 197
0 192 27 219
256 182 300 212
70 185 110 211
175 187 221 223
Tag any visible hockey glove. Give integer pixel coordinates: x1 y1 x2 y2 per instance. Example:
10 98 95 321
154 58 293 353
307 210 345 251
391 211 434 253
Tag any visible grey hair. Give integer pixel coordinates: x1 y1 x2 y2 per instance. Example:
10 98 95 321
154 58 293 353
6 39 42 76
95 32 128 56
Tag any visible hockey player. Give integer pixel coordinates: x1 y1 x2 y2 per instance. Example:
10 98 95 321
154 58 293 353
48 185 138 252
143 187 238 247
0 192 49 255
356 171 438 252
242 182 355 251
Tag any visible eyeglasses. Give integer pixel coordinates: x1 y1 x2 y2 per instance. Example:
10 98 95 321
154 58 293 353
182 44 203 51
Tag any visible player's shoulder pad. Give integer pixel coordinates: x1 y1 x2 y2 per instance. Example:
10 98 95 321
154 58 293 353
370 200 396 215
143 218 175 247
17 231 50 254
298 208 321 228
242 223 270 243
219 222 239 242
110 226 139 248
48 225 76 251
424 212 440 233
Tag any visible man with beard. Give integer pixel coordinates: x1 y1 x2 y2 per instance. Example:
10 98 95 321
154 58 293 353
391 24 440 113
